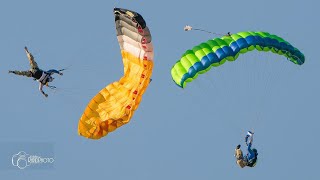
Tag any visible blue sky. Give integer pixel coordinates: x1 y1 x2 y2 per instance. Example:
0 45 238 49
0 0 319 179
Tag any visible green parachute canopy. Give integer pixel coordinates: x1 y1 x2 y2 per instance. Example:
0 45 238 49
171 31 305 88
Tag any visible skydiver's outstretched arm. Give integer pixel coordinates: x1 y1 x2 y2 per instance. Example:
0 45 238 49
8 70 33 77
39 83 48 97
46 69 63 76
24 46 39 69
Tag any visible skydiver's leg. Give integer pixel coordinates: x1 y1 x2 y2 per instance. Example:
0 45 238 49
25 47 39 69
235 147 246 168
247 142 253 153
245 131 254 146
9 70 33 77
246 141 255 162
235 148 243 160
245 131 255 161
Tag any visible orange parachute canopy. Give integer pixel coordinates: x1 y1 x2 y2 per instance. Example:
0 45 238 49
78 8 154 139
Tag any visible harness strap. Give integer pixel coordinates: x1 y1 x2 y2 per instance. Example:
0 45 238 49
37 72 50 84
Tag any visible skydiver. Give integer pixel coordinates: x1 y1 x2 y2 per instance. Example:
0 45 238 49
8 47 63 98
226 32 232 36
234 131 258 168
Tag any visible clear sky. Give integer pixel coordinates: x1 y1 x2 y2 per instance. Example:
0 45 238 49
0 0 319 179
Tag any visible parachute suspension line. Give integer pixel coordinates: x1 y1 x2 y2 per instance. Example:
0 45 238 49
205 70 222 95
247 52 260 129
55 64 73 74
250 51 296 129
241 52 272 130
47 86 102 98
55 89 84 113
255 54 276 127
184 25 227 36
270 49 304 65
192 78 208 97
258 52 276 126
48 86 95 113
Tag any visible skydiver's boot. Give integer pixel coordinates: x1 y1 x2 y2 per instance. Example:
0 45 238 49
24 46 29 53
245 131 254 146
236 144 241 149
247 131 254 136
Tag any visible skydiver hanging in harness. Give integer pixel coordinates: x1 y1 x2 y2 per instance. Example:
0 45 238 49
234 131 258 168
8 47 64 98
